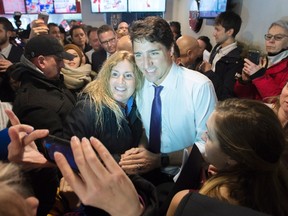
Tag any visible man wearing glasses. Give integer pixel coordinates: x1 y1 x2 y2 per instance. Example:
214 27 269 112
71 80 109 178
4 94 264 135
91 24 118 73
235 20 288 101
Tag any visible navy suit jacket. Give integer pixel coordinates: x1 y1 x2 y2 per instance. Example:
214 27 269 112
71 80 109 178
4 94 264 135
7 44 23 63
91 48 107 73
0 44 23 102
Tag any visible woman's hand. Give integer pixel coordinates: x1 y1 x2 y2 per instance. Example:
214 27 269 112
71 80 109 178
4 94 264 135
6 110 49 166
55 137 144 216
242 58 263 76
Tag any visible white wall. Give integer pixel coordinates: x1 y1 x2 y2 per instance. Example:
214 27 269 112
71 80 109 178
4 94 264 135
80 0 107 27
172 0 288 53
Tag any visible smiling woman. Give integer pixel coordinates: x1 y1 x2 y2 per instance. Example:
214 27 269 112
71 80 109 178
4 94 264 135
60 44 92 98
63 51 144 172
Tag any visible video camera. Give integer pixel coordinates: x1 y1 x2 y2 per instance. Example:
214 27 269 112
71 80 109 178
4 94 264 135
13 11 22 29
12 11 29 46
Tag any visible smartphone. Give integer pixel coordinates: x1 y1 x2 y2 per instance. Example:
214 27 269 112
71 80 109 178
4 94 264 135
247 50 260 65
41 135 78 172
38 12 49 24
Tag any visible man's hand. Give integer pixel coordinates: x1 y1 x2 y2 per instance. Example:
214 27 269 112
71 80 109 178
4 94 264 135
200 61 212 73
119 147 160 174
0 59 12 73
207 164 218 176
29 19 49 38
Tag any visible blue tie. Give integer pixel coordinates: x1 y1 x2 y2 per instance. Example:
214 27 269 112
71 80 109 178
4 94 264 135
149 85 164 153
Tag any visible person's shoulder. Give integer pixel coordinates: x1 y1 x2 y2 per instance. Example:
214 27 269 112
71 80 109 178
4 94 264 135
8 46 23 63
224 44 243 60
76 96 112 114
85 49 94 56
75 95 95 108
11 44 23 51
177 192 269 216
179 66 212 84
92 48 106 57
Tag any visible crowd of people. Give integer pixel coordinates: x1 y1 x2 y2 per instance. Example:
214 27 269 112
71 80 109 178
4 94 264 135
0 10 288 216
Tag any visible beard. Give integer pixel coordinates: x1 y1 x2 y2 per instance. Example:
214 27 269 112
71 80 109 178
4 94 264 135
0 34 8 46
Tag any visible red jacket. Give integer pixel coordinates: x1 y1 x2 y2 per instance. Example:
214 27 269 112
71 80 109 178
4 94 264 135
234 57 288 101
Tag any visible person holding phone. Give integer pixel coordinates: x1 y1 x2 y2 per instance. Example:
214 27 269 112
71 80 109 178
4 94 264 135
234 20 288 101
7 99 288 216
5 109 157 215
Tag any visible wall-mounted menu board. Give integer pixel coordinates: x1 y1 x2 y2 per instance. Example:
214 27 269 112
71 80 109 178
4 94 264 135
91 0 128 13
54 0 77 13
128 0 166 12
3 0 26 14
26 0 55 14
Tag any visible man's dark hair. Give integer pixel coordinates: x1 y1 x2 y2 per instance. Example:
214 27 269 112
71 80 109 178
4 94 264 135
130 16 174 51
169 21 182 39
87 27 99 38
58 25 66 34
47 23 59 33
198 36 213 52
69 25 85 38
97 25 115 38
173 41 180 59
0 17 14 32
215 11 242 38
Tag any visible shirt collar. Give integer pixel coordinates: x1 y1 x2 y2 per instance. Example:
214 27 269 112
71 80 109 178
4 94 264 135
146 63 178 90
219 42 237 56
0 44 12 58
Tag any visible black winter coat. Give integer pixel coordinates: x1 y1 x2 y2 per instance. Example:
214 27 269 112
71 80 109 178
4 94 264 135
205 44 244 100
11 63 76 137
63 97 143 161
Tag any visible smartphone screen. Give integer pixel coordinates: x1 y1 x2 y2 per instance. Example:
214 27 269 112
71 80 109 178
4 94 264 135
247 50 260 65
42 135 78 172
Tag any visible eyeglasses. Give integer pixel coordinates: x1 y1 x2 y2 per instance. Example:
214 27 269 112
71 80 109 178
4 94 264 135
264 34 288 41
100 37 116 45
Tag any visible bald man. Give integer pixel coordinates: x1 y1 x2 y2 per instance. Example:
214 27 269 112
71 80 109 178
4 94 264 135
117 22 129 34
117 35 132 53
176 35 200 69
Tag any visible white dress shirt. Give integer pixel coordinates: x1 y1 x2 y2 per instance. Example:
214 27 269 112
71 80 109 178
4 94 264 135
136 63 217 154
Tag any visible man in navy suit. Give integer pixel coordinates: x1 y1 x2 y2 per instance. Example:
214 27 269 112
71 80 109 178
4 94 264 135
91 24 117 73
0 17 23 102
